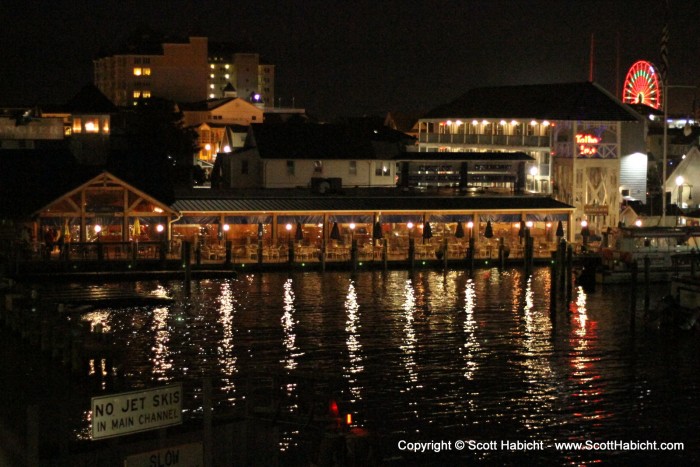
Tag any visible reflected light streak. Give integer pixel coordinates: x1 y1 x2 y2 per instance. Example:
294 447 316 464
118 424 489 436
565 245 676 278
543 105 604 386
568 286 608 422
281 278 302 370
151 306 173 382
82 310 111 333
344 280 364 406
218 280 237 397
401 280 419 386
462 279 479 380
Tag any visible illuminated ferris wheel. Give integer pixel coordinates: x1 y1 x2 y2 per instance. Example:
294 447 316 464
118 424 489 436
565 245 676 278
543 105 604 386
622 60 663 109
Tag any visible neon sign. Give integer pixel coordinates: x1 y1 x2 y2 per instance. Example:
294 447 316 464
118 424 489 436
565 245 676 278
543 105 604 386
575 133 600 156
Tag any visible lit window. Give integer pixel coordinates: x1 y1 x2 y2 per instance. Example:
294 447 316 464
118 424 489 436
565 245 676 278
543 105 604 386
84 119 99 133
142 68 151 76
313 160 323 174
225 64 230 69
133 91 141 98
102 121 109 133
210 64 215 69
133 68 142 76
72 118 82 133
209 93 215 99
210 84 215 89
224 74 230 79
210 74 215 79
142 91 151 98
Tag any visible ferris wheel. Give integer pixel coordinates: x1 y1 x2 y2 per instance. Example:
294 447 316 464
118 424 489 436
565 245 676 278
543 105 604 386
622 60 663 109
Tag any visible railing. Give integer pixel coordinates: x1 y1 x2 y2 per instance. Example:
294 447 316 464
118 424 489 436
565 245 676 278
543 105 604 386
420 133 551 148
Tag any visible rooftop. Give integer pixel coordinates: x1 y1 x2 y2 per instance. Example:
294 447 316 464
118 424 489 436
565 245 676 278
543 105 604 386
423 82 642 122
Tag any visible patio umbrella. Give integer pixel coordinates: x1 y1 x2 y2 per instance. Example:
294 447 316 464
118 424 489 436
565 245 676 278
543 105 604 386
132 218 141 240
556 220 564 238
455 221 464 238
330 222 341 240
372 221 383 241
484 220 493 239
422 221 433 240
295 222 304 241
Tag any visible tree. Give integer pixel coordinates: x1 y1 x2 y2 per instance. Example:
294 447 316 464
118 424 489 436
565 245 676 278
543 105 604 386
108 97 199 200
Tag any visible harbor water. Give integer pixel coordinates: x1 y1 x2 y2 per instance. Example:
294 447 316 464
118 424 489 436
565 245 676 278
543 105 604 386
2 267 699 464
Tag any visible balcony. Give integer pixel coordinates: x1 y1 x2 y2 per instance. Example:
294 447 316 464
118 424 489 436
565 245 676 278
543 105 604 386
420 133 551 149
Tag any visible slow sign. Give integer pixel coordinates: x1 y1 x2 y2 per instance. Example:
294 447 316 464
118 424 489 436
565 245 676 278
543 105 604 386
91 383 182 440
125 442 203 467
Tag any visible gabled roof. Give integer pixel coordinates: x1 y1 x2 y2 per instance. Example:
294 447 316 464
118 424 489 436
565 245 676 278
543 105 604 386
179 97 260 112
423 82 641 122
64 85 118 114
248 122 413 160
34 171 178 217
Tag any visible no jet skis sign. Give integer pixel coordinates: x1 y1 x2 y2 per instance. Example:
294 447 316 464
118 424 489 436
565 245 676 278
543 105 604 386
91 384 182 440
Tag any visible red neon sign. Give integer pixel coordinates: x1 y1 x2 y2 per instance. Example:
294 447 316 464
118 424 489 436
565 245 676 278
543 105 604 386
575 133 600 156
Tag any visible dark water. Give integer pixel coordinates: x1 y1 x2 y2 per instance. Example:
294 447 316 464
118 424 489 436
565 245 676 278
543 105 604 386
7 267 700 464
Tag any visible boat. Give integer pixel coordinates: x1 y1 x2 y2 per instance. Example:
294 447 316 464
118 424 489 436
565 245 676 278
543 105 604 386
596 226 700 284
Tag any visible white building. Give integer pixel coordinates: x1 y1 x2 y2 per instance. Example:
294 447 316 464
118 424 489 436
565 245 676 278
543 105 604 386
417 82 646 233
212 123 410 190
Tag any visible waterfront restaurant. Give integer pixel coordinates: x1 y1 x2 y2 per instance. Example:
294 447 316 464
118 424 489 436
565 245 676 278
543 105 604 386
30 171 576 265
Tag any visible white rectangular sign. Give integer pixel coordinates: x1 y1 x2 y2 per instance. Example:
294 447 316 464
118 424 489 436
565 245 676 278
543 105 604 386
125 442 203 467
91 383 182 440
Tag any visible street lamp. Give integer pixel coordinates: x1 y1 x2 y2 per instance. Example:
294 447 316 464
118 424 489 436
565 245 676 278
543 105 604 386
467 221 474 238
349 222 356 241
285 223 292 243
529 166 538 192
407 221 414 238
94 224 102 241
580 220 590 250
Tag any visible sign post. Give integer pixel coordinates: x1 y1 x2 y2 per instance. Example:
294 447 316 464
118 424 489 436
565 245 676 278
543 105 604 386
91 383 182 440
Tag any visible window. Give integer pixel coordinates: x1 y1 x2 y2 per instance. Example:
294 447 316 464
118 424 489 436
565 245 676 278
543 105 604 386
241 160 249 175
375 162 390 176
72 118 82 133
286 160 295 176
349 161 357 175
313 161 323 174
142 68 151 76
133 68 142 76
142 90 151 98
133 91 141 98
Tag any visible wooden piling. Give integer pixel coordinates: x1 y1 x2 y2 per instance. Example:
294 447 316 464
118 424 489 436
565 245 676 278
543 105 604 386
629 260 638 329
382 240 388 271
468 237 475 274
643 256 650 314
409 238 415 271
183 241 192 296
550 251 558 321
351 238 358 272
565 244 573 303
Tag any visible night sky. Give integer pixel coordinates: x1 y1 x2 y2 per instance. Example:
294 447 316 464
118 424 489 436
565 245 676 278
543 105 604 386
1 0 698 120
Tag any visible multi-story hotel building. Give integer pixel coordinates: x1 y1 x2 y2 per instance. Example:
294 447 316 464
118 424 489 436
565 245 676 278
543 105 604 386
94 36 209 107
207 42 275 105
417 82 646 232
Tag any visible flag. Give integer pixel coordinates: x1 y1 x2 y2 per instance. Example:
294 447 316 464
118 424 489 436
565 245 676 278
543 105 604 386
659 0 669 84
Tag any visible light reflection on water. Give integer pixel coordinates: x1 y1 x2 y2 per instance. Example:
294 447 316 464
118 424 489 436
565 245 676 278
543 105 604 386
62 268 699 463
